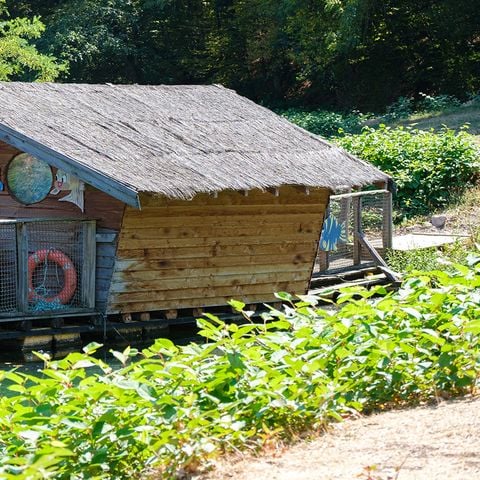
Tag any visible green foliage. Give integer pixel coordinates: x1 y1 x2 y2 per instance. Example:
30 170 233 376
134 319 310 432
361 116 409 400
384 96 414 121
8 0 480 110
417 93 461 113
386 238 476 274
386 248 443 274
279 108 364 138
337 125 480 217
0 0 64 81
1 265 480 477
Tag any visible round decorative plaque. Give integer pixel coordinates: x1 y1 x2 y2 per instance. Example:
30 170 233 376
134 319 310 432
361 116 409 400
7 153 53 205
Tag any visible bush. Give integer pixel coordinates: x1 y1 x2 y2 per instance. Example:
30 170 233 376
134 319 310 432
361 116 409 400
384 96 414 121
386 247 441 273
279 108 364 138
417 93 461 112
1 261 480 478
386 239 474 274
337 125 480 217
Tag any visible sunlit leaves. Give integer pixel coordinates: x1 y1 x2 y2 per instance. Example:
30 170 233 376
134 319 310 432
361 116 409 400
0 264 480 478
0 0 65 81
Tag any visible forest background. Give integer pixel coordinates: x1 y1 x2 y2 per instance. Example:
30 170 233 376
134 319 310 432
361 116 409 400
4 0 480 112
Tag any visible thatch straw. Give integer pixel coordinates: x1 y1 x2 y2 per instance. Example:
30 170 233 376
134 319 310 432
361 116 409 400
0 82 389 199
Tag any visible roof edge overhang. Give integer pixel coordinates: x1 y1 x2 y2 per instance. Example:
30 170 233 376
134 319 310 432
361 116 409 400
0 123 141 209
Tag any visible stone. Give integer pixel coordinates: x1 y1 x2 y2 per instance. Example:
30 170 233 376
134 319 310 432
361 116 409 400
431 215 446 229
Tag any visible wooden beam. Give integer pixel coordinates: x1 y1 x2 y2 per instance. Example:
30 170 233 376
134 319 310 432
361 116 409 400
16 222 28 314
357 232 400 283
96 233 117 243
82 221 97 310
293 186 310 195
0 123 140 209
267 187 279 196
352 196 362 265
382 191 393 250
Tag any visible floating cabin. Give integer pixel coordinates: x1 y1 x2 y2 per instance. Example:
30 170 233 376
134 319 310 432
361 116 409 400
0 82 389 328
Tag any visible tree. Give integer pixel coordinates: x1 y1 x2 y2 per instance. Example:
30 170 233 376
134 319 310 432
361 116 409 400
0 0 65 81
4 0 479 110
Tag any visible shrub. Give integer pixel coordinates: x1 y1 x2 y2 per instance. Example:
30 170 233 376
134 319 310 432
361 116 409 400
1 261 480 478
279 108 364 138
384 96 414 121
337 125 480 217
386 239 474 274
386 248 441 273
417 93 461 112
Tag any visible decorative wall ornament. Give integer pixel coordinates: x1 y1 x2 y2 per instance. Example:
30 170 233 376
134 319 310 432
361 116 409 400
319 215 346 251
7 153 53 205
50 169 85 212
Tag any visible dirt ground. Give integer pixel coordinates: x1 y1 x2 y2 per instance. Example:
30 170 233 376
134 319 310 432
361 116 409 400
198 395 480 480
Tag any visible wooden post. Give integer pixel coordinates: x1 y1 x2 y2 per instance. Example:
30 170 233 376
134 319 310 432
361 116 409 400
318 203 331 272
164 309 178 321
352 196 362 265
382 191 393 250
16 221 28 314
317 251 329 272
81 220 96 309
340 196 351 242
267 187 279 196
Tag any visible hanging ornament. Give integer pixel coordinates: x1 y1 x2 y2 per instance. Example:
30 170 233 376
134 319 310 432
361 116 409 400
50 169 85 212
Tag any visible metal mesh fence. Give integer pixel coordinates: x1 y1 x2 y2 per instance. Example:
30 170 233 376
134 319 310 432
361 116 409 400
314 190 392 275
0 219 95 318
26 221 85 314
0 223 18 313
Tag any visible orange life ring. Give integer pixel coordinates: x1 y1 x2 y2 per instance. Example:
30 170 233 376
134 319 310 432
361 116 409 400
28 249 77 304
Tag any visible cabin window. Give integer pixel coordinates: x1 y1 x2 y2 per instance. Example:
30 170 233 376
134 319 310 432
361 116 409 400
6 153 53 205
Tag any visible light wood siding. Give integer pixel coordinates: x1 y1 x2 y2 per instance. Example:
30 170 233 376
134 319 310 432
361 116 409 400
107 187 329 314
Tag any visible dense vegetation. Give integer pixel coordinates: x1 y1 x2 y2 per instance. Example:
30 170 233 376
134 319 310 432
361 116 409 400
1 261 480 478
0 0 63 81
279 100 480 219
337 126 480 217
4 0 479 111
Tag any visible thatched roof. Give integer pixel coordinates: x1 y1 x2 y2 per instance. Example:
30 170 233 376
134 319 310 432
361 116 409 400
0 82 388 207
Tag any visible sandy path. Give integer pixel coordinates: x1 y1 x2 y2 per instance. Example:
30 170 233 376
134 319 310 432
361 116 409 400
199 396 480 480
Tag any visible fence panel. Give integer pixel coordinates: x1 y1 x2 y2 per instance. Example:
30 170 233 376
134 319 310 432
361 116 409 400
0 219 96 319
314 190 392 276
0 223 18 313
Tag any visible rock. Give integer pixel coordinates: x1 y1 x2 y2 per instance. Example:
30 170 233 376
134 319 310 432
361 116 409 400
431 215 447 229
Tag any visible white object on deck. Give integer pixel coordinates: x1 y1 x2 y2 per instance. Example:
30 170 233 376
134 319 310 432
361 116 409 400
392 233 469 251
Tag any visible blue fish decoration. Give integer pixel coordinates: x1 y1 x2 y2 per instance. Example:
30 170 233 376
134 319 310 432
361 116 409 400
319 215 346 251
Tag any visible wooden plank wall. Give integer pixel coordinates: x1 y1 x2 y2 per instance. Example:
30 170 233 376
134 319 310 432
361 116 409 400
107 187 329 314
0 141 125 313
95 228 119 312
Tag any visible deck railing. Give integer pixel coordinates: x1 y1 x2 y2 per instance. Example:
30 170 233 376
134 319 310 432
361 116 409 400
313 189 393 276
